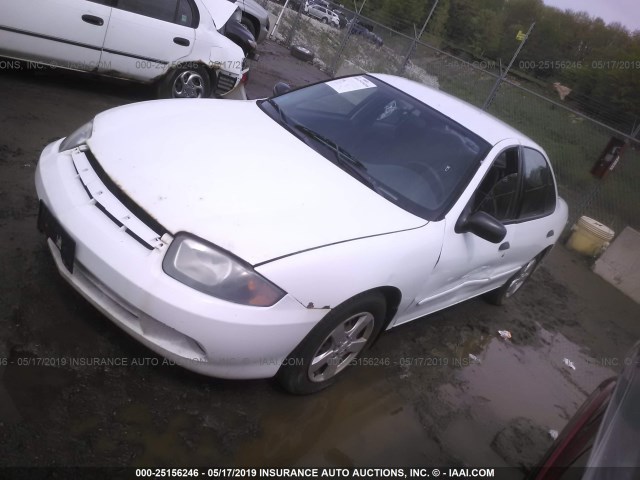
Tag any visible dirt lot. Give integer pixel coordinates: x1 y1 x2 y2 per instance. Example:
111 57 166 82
1 40 640 474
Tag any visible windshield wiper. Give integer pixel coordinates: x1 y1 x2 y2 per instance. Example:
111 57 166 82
264 98 290 126
295 126 399 202
295 125 367 171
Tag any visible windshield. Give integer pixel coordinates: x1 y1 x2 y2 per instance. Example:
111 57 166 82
260 75 491 221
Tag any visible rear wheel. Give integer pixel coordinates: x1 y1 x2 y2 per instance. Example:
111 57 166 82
484 256 540 306
277 291 386 394
158 65 211 99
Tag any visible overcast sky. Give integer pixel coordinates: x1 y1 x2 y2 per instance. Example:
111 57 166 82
542 0 640 32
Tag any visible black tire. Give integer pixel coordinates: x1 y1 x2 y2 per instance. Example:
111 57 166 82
276 291 386 394
321 17 328 24
157 65 211 99
484 256 540 306
290 45 315 62
241 17 257 38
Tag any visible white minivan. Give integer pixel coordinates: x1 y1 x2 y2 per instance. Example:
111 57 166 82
0 0 248 98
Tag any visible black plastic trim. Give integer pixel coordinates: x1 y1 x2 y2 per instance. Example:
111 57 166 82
253 223 427 268
84 149 169 238
101 48 168 65
0 24 102 52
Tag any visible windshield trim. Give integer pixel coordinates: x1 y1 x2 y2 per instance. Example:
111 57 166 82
258 75 492 221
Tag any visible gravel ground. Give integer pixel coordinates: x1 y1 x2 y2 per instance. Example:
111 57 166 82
1 40 639 474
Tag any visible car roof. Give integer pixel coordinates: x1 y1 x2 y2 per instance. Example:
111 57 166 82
371 73 542 150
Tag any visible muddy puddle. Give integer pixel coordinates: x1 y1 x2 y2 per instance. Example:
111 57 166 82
432 327 616 468
232 369 441 467
0 319 621 469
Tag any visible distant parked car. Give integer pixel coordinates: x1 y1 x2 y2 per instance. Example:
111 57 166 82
333 10 349 28
304 0 330 10
0 0 247 98
307 3 339 27
348 19 383 46
36 74 568 394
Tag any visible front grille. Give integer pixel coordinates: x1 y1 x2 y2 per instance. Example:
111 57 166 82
215 72 238 95
71 148 167 250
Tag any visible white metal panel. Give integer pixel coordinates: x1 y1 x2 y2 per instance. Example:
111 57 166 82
99 6 195 80
88 99 427 265
72 150 164 249
0 0 110 70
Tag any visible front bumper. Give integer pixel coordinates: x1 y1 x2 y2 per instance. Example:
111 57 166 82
34 140 328 379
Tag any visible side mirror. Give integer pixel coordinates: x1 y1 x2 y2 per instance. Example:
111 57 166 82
456 211 507 244
273 82 292 96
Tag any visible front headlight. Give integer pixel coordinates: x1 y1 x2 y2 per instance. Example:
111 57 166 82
59 121 93 152
163 234 286 307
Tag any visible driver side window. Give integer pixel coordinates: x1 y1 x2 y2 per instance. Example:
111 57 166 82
472 147 520 221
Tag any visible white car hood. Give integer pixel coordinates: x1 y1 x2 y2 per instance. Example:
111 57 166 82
200 0 238 28
88 100 426 265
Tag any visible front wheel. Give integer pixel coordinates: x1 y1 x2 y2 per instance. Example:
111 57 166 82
276 292 386 394
158 66 211 99
484 256 540 306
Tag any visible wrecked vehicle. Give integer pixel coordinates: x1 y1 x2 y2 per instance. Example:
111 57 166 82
0 0 247 98
230 0 271 43
223 19 258 59
35 74 568 394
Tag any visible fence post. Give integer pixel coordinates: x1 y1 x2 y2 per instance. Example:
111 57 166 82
270 0 291 40
398 0 439 74
285 0 306 47
482 22 535 110
329 0 367 76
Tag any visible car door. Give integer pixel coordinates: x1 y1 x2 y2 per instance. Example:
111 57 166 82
397 142 525 322
99 0 196 81
508 146 559 263
0 0 110 70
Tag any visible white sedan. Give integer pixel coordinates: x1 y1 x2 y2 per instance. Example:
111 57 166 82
0 0 247 98
35 74 568 394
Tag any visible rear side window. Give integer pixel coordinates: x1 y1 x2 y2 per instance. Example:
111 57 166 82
175 0 194 26
116 0 196 26
117 0 177 22
519 148 556 218
473 147 520 222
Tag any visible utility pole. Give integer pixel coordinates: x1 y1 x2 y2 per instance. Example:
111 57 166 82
398 0 439 73
269 0 291 40
482 22 535 110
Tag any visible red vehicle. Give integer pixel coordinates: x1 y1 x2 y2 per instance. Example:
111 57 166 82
529 342 640 479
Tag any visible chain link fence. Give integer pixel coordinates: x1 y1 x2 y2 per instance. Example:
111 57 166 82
485 79 640 233
259 0 640 235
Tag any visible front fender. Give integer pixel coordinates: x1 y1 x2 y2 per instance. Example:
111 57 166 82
255 222 443 317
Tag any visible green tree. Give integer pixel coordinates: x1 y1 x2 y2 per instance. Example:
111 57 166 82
426 0 449 39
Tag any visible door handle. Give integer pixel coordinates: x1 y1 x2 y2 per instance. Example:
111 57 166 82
82 14 104 26
499 242 510 251
173 37 190 47
546 230 554 238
